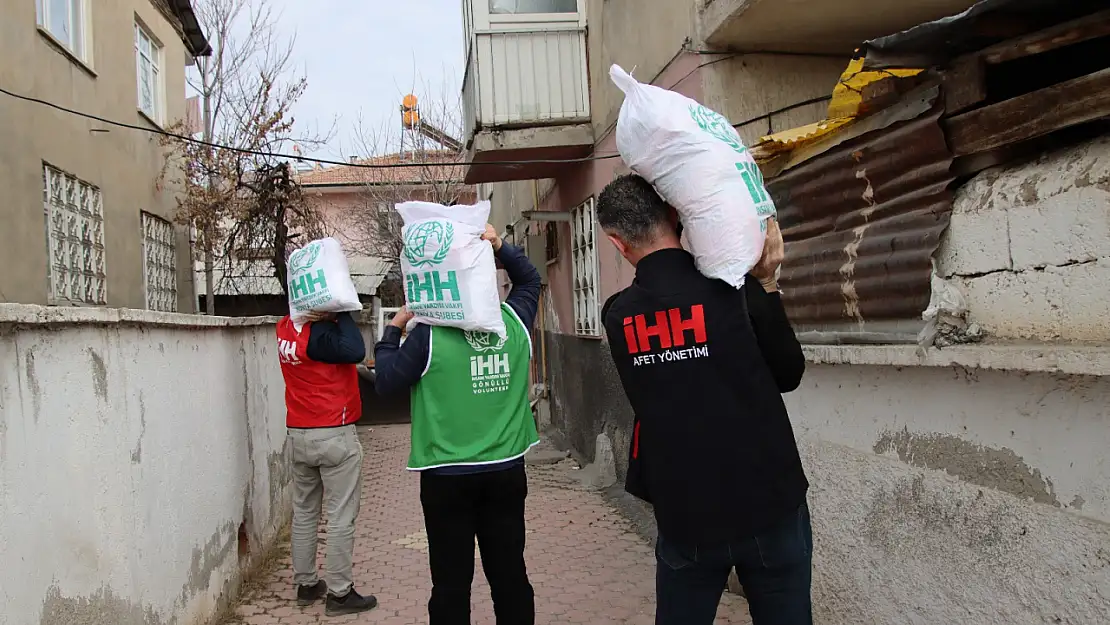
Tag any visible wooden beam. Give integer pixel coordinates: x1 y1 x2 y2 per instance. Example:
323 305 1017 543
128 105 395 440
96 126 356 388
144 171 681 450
980 8 1110 65
944 67 1110 156
942 56 987 115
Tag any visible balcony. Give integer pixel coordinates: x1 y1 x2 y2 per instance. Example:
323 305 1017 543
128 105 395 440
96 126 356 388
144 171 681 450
461 0 593 184
700 0 977 54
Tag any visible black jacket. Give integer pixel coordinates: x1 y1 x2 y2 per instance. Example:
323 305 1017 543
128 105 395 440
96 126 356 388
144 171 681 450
601 248 808 546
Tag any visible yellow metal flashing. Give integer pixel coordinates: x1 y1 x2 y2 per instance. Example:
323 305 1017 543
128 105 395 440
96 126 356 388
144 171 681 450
753 54 923 164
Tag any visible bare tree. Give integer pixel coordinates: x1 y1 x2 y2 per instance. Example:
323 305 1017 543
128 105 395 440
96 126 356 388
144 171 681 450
160 0 331 313
336 75 472 305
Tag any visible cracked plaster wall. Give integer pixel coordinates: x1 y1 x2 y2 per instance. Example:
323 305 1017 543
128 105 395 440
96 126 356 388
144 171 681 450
937 133 1110 342
0 310 292 625
786 363 1110 623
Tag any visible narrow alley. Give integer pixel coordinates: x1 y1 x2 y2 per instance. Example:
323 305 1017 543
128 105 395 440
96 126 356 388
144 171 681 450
230 425 752 625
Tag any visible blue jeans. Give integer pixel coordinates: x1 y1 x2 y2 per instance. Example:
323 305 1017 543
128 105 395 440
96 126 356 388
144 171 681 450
655 503 812 625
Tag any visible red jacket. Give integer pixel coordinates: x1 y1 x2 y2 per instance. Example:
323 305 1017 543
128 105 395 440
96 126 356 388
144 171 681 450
277 317 362 428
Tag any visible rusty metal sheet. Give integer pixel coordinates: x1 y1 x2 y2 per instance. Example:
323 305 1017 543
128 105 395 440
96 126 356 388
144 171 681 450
769 101 954 337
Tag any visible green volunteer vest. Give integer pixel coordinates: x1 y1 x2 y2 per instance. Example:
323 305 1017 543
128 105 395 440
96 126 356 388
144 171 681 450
408 303 539 470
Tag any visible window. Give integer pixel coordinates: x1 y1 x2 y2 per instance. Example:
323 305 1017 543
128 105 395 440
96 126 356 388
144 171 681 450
36 0 88 61
135 22 164 123
571 197 599 337
489 0 576 14
43 163 106 305
142 212 177 312
544 221 559 264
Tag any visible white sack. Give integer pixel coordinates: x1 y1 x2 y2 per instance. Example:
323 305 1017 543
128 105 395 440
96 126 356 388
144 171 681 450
610 64 776 288
397 200 506 337
286 237 362 324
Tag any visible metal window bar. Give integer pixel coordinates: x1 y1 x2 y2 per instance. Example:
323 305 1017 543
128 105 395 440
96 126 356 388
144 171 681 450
571 197 598 337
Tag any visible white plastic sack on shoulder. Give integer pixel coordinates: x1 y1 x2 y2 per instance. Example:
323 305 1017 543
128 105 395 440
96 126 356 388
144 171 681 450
286 237 363 324
397 200 506 338
610 64 775 288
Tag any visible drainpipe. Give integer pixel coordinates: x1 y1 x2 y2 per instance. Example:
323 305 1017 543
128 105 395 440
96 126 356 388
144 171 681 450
532 178 549 399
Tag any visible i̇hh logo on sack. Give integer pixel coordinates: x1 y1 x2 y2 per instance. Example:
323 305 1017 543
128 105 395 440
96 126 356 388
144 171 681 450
403 220 466 321
287 241 331 310
689 104 776 229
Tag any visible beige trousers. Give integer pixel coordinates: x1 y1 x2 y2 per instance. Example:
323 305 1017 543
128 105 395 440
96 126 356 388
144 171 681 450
288 425 364 595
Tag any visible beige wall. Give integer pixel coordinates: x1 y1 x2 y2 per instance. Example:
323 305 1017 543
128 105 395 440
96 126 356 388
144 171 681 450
0 0 194 310
585 0 699 143
700 53 848 146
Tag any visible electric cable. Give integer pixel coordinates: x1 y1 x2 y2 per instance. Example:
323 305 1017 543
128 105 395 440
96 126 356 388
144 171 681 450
0 85 623 169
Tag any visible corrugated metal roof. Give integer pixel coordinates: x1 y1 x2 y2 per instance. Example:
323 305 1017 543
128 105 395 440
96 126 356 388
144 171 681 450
769 101 955 341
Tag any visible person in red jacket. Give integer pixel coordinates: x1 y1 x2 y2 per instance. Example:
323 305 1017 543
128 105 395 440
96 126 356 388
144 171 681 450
276 310 377 617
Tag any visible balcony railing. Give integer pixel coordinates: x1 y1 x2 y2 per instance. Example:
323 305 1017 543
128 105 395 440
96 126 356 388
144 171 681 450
463 27 590 142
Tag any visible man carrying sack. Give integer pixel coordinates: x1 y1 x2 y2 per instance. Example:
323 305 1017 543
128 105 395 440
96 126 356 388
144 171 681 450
597 174 810 625
374 223 542 625
277 237 378 617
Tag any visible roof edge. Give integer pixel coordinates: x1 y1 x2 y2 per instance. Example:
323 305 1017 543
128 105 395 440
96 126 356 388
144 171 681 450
168 0 212 57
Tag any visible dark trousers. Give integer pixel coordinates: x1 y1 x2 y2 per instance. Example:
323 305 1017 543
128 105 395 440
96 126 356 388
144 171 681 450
420 464 535 625
655 503 813 625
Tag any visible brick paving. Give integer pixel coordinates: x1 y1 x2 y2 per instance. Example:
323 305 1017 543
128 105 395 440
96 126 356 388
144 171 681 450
233 425 752 624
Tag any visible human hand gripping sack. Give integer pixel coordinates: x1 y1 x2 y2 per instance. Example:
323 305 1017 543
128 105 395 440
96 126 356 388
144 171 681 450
481 223 503 252
302 311 336 323
749 218 784 292
389 306 415 330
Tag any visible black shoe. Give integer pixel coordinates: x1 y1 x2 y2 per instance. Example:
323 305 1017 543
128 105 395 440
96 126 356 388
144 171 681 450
325 588 378 617
296 580 327 606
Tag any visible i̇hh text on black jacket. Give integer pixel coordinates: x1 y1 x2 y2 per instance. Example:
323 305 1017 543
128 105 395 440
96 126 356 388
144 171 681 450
601 248 808 547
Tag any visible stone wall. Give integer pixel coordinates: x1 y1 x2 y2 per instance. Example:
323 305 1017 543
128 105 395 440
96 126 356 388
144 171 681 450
0 305 292 625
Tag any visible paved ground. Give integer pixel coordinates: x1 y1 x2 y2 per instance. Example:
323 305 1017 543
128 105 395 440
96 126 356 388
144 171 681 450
232 425 752 624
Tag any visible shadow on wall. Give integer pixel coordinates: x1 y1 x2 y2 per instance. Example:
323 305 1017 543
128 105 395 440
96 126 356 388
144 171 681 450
544 331 635 477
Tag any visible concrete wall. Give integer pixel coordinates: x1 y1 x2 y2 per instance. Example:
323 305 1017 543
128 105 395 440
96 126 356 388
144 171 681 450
0 305 292 625
700 54 847 146
938 135 1110 342
0 0 194 309
787 361 1110 624
585 0 699 142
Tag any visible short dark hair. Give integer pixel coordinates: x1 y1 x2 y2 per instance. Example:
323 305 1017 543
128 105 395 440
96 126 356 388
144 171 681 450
596 174 671 246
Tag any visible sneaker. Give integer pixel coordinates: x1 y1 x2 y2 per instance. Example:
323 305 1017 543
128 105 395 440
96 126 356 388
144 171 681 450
296 580 327 606
325 588 378 617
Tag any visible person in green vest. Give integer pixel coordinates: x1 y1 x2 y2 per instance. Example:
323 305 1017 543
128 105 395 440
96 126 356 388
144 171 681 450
374 223 542 625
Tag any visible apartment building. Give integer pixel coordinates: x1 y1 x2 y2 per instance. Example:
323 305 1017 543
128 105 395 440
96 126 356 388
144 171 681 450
0 0 210 312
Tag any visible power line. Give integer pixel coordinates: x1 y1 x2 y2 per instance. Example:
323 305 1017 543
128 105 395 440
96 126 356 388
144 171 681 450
0 85 623 169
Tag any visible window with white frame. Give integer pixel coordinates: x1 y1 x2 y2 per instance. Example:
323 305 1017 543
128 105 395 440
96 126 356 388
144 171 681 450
141 212 177 312
135 21 164 123
571 197 599 337
36 0 89 61
43 163 106 305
